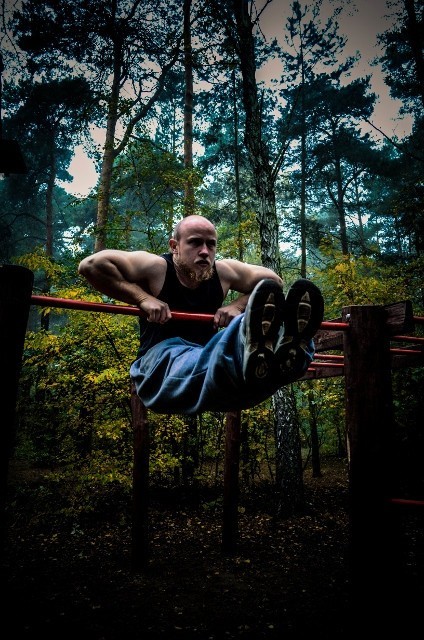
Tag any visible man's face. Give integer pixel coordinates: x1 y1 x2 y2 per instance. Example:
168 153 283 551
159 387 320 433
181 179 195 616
170 219 217 283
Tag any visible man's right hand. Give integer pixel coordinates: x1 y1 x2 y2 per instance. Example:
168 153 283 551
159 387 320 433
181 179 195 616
139 295 172 324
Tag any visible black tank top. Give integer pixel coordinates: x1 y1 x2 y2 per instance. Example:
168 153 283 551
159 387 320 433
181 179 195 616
137 253 225 357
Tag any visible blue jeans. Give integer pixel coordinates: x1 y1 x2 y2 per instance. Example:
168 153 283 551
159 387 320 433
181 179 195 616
130 315 314 415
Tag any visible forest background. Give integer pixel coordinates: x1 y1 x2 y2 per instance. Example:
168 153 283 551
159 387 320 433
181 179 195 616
1 0 423 547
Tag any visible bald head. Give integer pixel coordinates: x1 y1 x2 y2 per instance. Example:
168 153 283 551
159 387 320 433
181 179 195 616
172 215 217 242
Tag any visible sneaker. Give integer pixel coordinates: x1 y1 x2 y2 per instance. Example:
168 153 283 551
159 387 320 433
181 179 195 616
242 279 285 385
274 279 324 372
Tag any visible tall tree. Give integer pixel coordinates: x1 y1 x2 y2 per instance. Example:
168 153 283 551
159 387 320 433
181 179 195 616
196 63 254 261
279 0 349 276
2 76 94 260
9 78 94 253
227 0 281 272
208 0 309 515
308 74 376 255
378 0 424 113
183 0 195 216
11 0 184 251
377 0 424 260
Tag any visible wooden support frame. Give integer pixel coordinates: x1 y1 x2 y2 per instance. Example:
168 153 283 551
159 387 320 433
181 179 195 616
0 265 34 552
3 275 423 584
129 397 242 570
130 384 150 571
222 410 241 554
342 306 397 612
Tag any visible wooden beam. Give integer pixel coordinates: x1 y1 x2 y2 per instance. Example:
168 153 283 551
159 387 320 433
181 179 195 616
0 265 34 553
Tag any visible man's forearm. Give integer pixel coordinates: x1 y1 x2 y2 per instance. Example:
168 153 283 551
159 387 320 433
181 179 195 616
232 293 250 312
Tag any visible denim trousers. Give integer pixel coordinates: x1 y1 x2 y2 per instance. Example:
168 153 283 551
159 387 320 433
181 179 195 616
130 315 314 415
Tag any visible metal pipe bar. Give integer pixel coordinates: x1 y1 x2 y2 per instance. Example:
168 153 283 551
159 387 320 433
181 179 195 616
30 295 213 323
30 295 350 330
391 335 424 343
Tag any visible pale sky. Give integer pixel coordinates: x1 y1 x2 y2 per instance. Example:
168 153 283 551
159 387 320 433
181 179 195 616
65 0 411 196
257 0 411 138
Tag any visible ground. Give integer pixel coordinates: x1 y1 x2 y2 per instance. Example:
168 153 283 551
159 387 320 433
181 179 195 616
2 457 422 639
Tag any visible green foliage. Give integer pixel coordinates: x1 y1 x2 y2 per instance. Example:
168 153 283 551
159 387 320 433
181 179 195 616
14 247 65 287
317 240 423 318
298 379 346 457
216 211 262 263
16 304 139 470
239 402 277 482
147 413 191 479
392 366 424 497
48 453 133 520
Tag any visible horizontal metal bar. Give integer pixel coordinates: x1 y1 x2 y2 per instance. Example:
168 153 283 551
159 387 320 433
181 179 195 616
30 295 214 323
30 295 350 331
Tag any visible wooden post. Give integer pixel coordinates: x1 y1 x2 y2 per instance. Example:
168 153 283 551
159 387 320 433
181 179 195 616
130 383 150 571
0 264 34 551
343 304 399 629
222 409 241 553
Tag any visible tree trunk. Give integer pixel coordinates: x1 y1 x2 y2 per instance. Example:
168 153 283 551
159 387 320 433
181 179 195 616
94 38 122 252
93 9 180 251
231 0 280 271
240 415 250 486
334 153 349 255
230 0 304 516
232 68 243 261
183 0 195 217
42 141 57 330
299 46 307 278
308 389 322 478
273 386 304 517
182 415 198 485
353 173 366 251
45 147 55 258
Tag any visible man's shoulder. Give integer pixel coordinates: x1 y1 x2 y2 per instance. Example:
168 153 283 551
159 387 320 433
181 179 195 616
129 250 167 266
130 249 166 259
215 257 243 269
215 258 247 286
216 258 246 274
126 251 167 279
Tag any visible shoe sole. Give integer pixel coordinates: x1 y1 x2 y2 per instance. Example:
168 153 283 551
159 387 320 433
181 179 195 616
281 279 324 341
243 279 285 383
275 279 324 371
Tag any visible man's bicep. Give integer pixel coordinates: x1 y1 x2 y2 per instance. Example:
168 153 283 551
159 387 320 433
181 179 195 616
123 252 167 295
220 259 281 293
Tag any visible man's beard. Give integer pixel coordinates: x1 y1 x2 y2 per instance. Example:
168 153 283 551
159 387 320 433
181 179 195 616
174 257 214 284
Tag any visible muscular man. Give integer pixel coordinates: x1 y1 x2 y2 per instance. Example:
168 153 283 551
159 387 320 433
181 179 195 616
78 215 324 414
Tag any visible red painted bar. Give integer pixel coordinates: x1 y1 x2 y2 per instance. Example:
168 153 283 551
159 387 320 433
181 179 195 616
390 348 422 355
31 295 350 331
31 295 214 323
309 361 344 368
391 335 424 343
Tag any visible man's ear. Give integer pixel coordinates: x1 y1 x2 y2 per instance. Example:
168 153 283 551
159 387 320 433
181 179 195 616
169 238 177 253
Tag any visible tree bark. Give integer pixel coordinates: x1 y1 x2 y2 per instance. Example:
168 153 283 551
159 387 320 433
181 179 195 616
231 0 280 272
273 385 305 516
232 68 243 261
230 0 304 516
183 0 195 216
95 34 122 252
